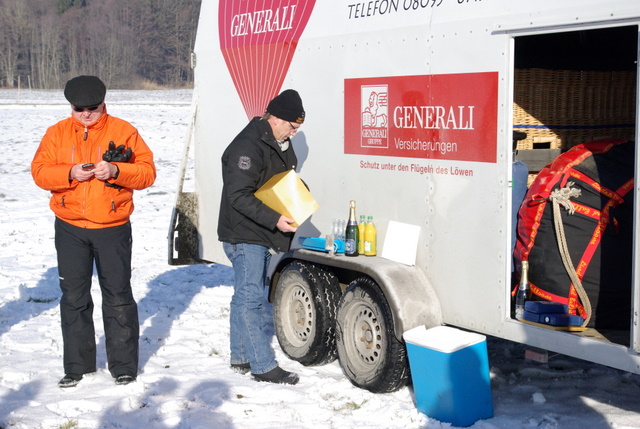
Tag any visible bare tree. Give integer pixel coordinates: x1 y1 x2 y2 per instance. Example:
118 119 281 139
0 0 201 89
29 1 65 88
0 0 32 87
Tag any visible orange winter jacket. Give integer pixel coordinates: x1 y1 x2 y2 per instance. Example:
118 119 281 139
31 108 156 229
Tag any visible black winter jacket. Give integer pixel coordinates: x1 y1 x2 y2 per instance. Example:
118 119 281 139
217 117 298 252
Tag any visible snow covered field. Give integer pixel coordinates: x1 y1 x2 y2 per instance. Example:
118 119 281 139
1 89 640 428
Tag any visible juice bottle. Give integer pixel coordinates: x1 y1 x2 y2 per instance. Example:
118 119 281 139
364 216 377 256
358 215 366 254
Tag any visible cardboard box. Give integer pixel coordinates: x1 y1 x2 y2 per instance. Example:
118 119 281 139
254 170 319 227
403 326 494 427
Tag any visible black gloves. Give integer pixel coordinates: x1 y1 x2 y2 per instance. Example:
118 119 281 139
103 141 133 162
102 141 131 190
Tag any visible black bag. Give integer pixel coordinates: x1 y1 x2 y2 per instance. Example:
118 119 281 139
514 139 634 329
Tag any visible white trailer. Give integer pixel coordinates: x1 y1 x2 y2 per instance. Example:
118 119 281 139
170 0 640 392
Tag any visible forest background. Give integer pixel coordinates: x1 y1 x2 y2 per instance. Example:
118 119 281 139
0 0 201 90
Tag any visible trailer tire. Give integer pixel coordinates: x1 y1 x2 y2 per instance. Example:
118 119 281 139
273 261 341 366
336 277 409 393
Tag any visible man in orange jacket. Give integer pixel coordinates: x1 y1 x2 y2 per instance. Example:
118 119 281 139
31 75 156 388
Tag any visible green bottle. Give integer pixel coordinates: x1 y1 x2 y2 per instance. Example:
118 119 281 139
345 200 359 256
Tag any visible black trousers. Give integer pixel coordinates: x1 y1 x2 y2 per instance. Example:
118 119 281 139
55 218 139 377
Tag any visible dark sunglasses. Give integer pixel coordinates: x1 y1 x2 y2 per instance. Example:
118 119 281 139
72 104 101 112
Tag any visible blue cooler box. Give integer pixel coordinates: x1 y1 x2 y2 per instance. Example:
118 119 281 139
403 326 494 427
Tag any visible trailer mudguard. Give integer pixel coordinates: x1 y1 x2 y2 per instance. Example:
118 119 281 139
270 249 443 341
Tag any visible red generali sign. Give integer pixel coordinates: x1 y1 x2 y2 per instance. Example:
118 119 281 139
345 73 498 163
218 0 316 119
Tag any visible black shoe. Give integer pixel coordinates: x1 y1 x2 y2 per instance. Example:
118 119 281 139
252 367 299 385
58 373 83 388
115 375 136 385
230 362 251 374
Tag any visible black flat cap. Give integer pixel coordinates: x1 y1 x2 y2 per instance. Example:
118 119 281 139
64 75 106 107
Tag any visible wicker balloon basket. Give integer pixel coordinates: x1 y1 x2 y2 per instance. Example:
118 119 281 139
513 68 636 151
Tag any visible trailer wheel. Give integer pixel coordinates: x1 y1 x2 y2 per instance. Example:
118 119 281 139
273 261 341 366
336 277 409 393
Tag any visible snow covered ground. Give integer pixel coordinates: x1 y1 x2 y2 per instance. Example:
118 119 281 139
1 89 640 429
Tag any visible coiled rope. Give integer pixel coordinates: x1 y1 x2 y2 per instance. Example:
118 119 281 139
550 182 591 327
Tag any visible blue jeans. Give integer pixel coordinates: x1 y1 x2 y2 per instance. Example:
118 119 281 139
223 242 277 374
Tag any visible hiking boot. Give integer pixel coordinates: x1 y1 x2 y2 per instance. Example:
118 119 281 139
252 366 299 385
58 373 82 388
230 362 251 374
115 375 136 385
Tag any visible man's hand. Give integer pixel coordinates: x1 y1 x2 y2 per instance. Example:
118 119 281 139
70 164 95 182
276 215 297 233
93 160 118 181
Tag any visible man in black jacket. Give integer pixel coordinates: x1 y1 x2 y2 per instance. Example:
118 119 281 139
218 89 305 385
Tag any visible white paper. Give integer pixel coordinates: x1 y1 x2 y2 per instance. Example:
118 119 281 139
381 221 421 266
